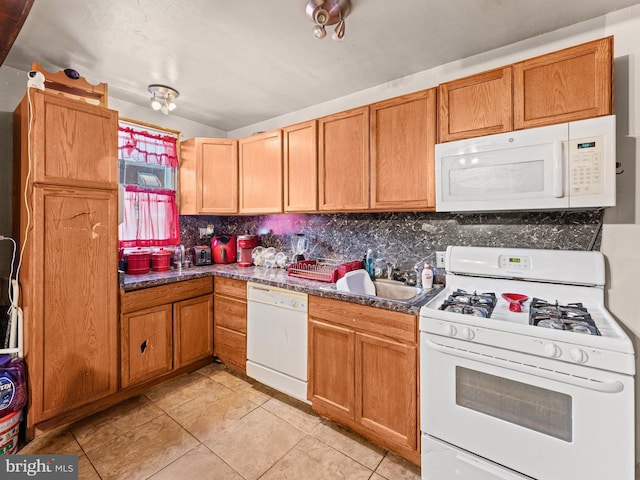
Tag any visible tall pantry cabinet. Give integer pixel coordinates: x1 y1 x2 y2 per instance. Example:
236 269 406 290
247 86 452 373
13 89 119 434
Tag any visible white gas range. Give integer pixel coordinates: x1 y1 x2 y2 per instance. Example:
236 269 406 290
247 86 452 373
419 246 635 480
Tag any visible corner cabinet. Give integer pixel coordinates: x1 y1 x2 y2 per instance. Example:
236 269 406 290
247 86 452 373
370 89 437 211
318 106 370 212
120 278 213 388
283 120 318 212
239 130 283 214
179 137 239 215
438 67 513 142
13 90 119 430
308 296 419 465
513 36 613 129
213 277 247 373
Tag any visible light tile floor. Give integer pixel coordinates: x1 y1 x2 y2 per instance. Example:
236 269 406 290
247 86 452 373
18 363 421 480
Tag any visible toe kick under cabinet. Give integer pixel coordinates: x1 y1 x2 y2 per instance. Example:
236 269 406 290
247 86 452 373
308 295 419 465
120 277 214 388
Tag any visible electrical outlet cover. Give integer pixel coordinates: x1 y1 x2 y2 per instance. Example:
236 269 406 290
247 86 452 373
436 251 446 268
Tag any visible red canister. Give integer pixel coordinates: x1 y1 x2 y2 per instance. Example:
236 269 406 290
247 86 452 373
127 250 151 274
151 249 172 271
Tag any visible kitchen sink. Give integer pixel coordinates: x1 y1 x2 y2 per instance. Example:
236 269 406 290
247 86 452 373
321 278 427 305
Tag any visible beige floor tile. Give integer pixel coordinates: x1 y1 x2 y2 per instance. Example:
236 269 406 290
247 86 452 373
196 361 226 377
262 393 322 433
166 381 257 444
78 454 101 480
375 452 421 480
18 426 83 455
206 407 306 480
148 444 244 480
145 371 221 411
369 474 387 480
311 420 386 471
70 396 164 453
86 414 198 480
261 435 373 480
205 368 278 405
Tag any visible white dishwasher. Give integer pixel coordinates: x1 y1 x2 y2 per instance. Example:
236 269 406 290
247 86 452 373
246 282 309 402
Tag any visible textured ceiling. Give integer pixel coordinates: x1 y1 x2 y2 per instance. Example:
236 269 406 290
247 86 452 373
5 0 640 131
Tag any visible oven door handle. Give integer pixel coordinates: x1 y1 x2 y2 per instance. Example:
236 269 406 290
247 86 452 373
424 338 625 394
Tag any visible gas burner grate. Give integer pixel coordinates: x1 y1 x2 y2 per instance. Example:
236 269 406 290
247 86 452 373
440 289 497 318
529 298 600 335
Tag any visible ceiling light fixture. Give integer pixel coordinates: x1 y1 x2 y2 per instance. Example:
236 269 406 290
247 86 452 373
306 0 351 41
148 84 179 115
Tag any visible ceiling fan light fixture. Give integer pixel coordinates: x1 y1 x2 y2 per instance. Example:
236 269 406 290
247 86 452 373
148 84 179 114
306 0 350 41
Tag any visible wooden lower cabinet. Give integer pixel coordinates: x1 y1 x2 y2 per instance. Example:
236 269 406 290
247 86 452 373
308 296 419 465
174 295 214 368
121 305 173 389
120 277 214 388
213 277 247 373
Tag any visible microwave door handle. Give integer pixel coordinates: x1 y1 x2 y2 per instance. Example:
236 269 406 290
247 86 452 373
553 141 564 197
424 337 624 394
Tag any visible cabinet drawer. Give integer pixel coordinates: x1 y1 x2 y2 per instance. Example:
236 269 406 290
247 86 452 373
309 296 417 344
214 325 246 371
121 277 213 313
214 277 247 299
214 294 247 333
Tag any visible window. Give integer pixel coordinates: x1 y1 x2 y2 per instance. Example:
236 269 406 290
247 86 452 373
118 121 181 248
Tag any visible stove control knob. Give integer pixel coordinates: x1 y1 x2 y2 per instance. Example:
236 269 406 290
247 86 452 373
461 327 475 340
443 324 457 337
570 347 588 364
543 343 561 358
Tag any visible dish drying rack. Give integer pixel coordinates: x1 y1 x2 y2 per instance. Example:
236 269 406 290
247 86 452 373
287 259 363 283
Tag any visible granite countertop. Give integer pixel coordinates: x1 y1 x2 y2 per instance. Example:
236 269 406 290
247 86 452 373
120 264 444 314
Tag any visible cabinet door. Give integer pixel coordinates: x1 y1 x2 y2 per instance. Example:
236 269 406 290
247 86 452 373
308 319 355 419
121 304 173 388
438 67 513 142
174 294 214 368
318 106 370 211
371 89 437 210
30 90 118 189
239 130 283 213
284 120 318 212
179 138 238 214
356 332 418 450
514 36 613 129
30 186 118 419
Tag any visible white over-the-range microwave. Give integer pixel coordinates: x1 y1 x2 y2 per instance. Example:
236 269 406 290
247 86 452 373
435 115 616 212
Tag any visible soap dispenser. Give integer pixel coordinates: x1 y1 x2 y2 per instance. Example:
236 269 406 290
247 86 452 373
422 262 434 289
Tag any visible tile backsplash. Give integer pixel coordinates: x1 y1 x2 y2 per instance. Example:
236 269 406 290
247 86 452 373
180 209 604 270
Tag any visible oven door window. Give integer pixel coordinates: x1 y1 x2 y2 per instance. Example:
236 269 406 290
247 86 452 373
456 366 572 442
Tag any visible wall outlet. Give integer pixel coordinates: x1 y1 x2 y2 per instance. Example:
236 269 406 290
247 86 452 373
436 251 446 268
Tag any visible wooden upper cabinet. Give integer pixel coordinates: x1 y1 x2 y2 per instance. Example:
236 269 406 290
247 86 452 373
514 36 613 129
371 89 437 211
318 106 370 212
438 67 513 142
283 120 318 212
239 130 283 214
180 137 238 214
27 90 118 189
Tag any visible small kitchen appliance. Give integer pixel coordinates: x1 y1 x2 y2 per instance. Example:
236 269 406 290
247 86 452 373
290 233 309 262
237 234 258 267
191 245 212 266
419 246 635 480
212 235 237 264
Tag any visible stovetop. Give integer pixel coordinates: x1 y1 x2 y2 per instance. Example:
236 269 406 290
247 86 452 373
418 246 635 374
